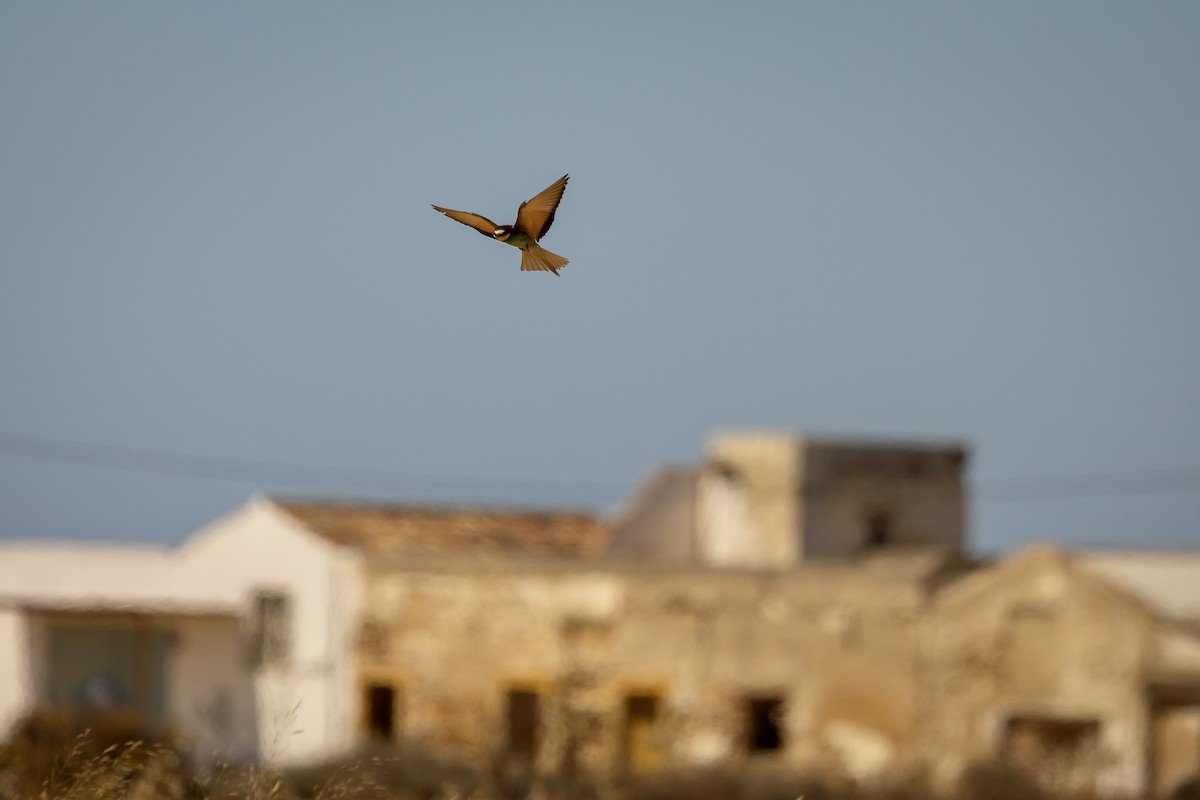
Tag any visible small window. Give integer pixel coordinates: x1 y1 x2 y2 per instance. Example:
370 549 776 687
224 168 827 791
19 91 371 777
865 511 892 547
623 693 664 772
711 461 742 485
1003 715 1101 794
250 590 292 667
745 696 785 753
506 688 540 757
364 683 400 742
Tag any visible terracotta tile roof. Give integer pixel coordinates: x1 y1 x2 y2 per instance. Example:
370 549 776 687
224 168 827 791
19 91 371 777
275 500 610 560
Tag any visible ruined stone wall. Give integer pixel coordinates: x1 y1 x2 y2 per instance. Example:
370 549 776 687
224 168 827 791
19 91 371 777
798 441 966 559
355 549 1200 795
693 434 967 568
697 433 802 568
920 549 1157 797
356 559 933 784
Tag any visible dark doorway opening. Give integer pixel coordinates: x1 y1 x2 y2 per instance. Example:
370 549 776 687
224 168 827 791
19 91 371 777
865 510 893 547
623 693 663 771
506 688 540 757
364 684 398 741
746 696 784 753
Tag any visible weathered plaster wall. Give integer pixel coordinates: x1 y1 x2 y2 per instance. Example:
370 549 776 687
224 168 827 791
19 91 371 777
0 607 30 735
698 434 801 569
799 441 966 559
358 559 935 783
694 433 967 568
922 548 1158 796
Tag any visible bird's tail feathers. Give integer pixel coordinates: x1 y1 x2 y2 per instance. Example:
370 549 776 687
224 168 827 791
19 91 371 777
520 244 568 276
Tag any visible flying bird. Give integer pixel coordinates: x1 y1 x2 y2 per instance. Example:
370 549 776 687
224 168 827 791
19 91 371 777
432 175 570 275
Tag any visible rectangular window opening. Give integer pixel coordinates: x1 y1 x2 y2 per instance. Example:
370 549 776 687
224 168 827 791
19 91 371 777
865 510 892 547
1003 715 1101 795
623 693 663 772
46 620 170 723
506 688 540 758
746 696 785 753
250 590 292 668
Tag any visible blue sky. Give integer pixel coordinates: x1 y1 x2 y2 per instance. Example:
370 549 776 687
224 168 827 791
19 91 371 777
1 2 1197 552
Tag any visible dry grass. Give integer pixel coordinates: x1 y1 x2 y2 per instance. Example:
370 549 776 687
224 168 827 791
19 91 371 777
0 709 1134 800
0 709 482 800
0 708 185 800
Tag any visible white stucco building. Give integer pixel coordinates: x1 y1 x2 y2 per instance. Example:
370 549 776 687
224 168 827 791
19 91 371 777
0 496 365 765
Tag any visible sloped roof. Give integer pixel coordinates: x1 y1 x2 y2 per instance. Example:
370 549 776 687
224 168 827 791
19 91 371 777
1080 551 1200 622
275 500 610 560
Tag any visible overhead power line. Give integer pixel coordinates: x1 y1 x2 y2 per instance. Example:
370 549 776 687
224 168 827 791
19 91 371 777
0 431 628 496
974 468 1200 501
1 430 1199 504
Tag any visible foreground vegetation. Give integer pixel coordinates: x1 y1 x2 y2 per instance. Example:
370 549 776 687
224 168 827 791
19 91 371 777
2 708 1183 800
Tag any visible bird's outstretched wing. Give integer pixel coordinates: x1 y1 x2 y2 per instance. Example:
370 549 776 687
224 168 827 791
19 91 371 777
431 206 499 238
514 174 569 241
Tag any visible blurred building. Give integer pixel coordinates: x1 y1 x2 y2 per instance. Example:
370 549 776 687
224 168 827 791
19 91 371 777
1 430 1198 797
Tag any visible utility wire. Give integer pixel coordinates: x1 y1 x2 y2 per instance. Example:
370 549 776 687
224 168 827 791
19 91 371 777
1 430 1199 503
975 468 1200 501
0 431 629 496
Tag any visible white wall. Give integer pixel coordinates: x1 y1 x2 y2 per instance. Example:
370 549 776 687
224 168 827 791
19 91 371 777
0 607 31 735
169 616 259 762
180 498 365 765
0 497 366 767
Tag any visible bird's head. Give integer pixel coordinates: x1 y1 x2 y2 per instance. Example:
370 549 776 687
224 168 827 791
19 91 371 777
492 226 512 242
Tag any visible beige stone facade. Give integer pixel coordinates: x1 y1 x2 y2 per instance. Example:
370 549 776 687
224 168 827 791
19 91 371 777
3 431 1198 797
355 553 949 785
614 432 967 568
339 433 1200 797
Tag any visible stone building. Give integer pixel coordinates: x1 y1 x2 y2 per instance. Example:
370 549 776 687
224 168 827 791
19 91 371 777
921 547 1200 797
1 430 1198 797
609 431 967 566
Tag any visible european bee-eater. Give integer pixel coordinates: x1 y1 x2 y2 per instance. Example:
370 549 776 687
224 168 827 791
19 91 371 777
432 175 570 275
